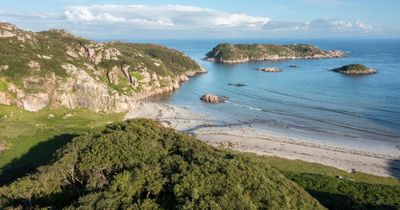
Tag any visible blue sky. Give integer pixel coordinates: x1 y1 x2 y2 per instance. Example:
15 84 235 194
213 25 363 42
1 0 399 39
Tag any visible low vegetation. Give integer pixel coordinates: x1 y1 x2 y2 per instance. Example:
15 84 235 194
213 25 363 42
0 119 324 209
0 116 399 209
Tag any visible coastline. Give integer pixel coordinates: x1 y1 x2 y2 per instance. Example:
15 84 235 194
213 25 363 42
126 102 400 179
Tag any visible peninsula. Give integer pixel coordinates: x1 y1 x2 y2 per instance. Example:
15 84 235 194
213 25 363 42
205 43 345 64
0 23 205 113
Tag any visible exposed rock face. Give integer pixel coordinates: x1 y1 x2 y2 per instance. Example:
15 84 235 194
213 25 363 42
0 140 7 153
0 23 206 112
332 64 377 75
56 64 134 112
0 92 12 105
22 93 50 112
0 22 37 43
200 94 226 103
205 43 345 64
257 67 282 72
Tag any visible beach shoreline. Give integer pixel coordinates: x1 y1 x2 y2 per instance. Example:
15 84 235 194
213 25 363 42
126 102 400 179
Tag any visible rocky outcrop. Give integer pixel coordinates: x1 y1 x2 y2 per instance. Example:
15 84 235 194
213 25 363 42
332 64 376 75
257 67 282 72
205 43 345 64
0 140 7 153
0 92 12 105
200 94 227 103
22 92 49 112
0 22 37 43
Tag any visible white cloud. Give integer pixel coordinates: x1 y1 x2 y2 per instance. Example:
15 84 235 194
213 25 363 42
0 4 377 38
63 4 271 29
263 18 373 33
355 20 373 31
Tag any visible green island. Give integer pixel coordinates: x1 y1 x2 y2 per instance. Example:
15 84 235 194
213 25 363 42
205 43 345 63
332 64 377 75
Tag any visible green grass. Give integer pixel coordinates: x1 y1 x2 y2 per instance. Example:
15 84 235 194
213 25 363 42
255 155 400 186
0 105 123 183
0 80 7 91
130 71 144 81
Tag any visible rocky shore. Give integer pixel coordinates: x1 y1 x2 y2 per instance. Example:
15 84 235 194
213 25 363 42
205 43 345 64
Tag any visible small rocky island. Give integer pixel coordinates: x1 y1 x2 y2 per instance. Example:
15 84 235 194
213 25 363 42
205 43 345 64
332 64 376 75
257 67 282 72
200 94 226 103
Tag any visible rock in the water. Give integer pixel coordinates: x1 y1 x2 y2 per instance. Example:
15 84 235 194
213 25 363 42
200 94 226 103
228 83 247 87
257 67 282 72
332 64 376 75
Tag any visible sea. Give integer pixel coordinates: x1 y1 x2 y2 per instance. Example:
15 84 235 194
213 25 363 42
134 39 400 154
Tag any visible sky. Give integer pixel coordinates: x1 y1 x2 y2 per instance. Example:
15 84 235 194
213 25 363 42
0 0 399 40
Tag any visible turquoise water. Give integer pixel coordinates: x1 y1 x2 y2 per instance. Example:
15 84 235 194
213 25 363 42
142 39 400 150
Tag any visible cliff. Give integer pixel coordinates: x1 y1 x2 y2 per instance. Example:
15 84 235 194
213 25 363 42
0 23 205 112
205 43 345 64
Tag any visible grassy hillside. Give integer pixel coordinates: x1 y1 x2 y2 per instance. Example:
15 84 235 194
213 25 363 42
0 119 324 210
0 26 200 87
0 105 124 184
0 23 203 112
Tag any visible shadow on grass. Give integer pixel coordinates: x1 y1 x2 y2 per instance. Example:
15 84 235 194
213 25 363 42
0 133 79 186
388 158 400 180
307 190 398 210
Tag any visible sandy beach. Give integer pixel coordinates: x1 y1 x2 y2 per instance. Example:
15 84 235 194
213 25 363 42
126 102 400 179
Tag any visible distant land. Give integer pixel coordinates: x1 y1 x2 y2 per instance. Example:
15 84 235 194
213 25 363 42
205 43 345 64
